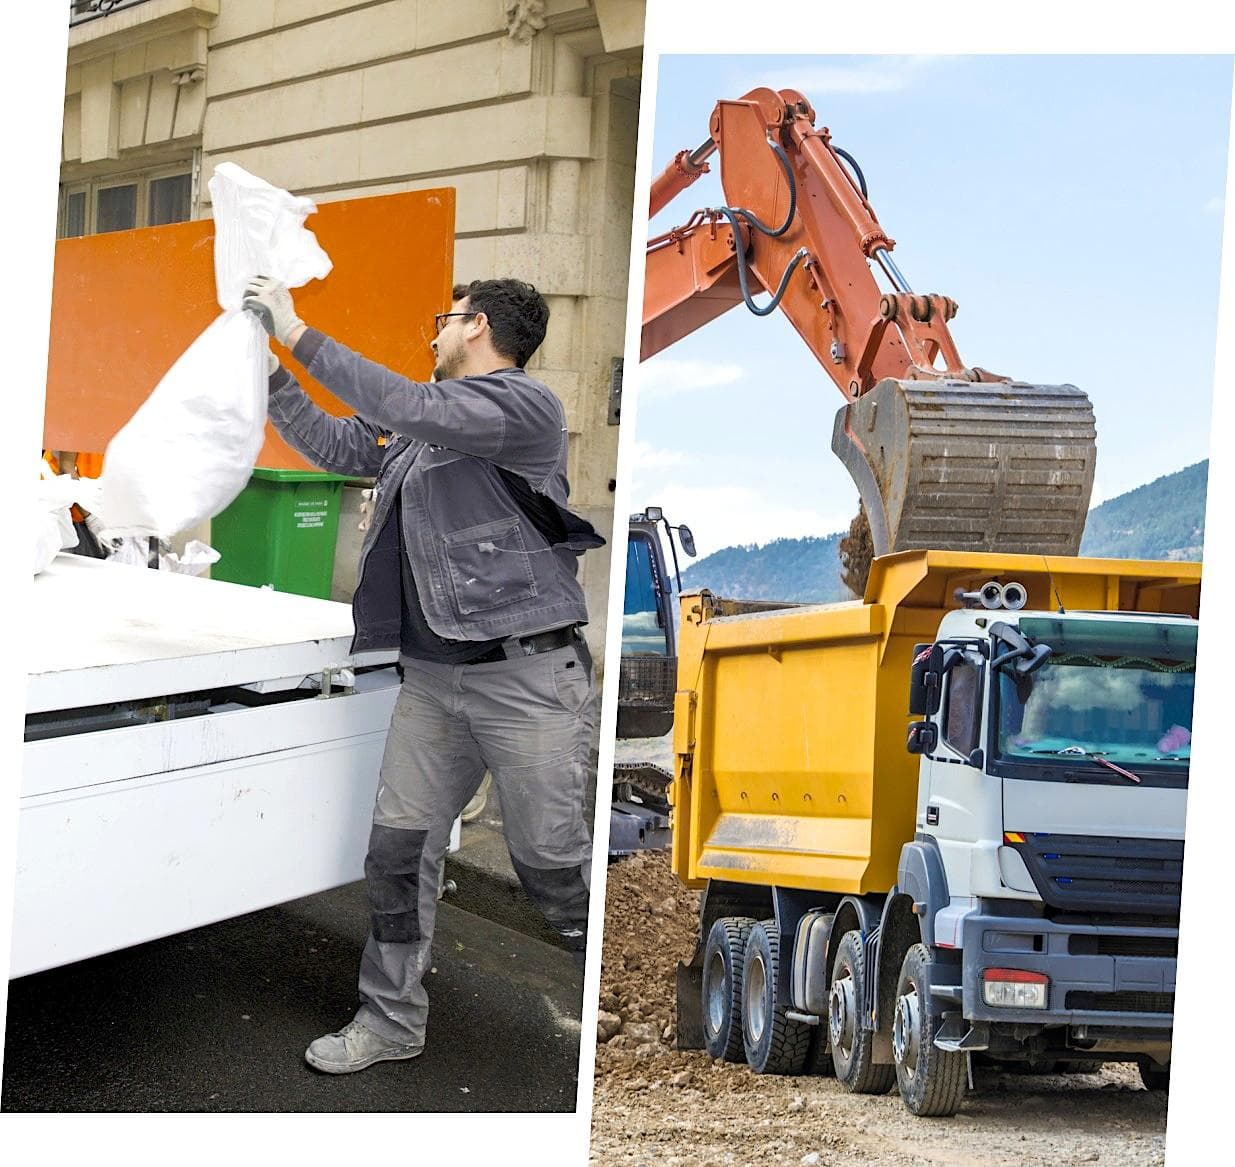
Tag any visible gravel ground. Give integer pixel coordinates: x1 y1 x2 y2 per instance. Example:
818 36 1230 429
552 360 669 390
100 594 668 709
589 849 1169 1167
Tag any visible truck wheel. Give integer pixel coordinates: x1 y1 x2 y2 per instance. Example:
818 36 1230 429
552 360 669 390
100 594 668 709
701 916 756 1062
891 943 967 1116
1139 1062 1171 1092
742 919 813 1074
829 930 896 1094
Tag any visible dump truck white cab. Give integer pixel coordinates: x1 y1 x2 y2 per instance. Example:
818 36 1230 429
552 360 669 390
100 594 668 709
896 601 1190 1106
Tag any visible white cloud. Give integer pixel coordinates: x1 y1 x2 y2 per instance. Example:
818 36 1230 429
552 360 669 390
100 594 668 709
1203 194 1225 215
757 55 953 97
636 357 745 396
630 440 691 471
639 482 855 560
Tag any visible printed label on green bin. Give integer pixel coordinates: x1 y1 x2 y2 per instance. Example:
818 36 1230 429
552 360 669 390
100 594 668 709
296 503 329 529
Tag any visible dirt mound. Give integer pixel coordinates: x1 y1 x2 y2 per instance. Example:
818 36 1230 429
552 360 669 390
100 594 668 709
594 849 697 1079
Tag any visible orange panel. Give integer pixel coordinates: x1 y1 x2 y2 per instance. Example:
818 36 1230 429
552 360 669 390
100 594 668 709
45 188 456 470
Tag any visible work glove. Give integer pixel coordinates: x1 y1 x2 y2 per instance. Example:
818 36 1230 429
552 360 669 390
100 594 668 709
265 346 279 377
242 275 303 345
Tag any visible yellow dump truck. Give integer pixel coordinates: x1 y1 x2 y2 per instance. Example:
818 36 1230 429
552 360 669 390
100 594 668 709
671 550 1199 1115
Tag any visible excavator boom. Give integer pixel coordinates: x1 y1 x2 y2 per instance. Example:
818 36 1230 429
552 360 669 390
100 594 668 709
643 88 1096 564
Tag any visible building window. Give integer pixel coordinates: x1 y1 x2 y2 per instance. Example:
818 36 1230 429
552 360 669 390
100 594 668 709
62 191 87 239
96 183 137 233
149 173 192 226
59 164 194 238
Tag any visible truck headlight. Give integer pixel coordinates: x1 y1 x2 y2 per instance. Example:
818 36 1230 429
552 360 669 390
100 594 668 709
982 968 1049 1009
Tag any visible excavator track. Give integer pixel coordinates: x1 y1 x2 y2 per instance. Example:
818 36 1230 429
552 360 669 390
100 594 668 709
832 378 1097 560
610 763 673 856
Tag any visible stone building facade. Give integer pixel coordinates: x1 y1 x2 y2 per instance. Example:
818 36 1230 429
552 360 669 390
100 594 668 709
59 0 644 668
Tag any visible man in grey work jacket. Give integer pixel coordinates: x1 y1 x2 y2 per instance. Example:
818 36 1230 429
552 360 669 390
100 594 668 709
242 274 603 1074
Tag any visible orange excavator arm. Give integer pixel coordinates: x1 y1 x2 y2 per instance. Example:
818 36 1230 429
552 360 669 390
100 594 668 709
645 87 969 394
641 88 1096 562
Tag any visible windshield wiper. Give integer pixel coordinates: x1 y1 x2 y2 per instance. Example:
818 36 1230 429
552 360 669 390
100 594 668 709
1019 746 1142 783
1055 746 1141 784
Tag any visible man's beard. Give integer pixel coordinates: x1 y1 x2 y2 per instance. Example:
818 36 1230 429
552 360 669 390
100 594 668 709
433 349 461 382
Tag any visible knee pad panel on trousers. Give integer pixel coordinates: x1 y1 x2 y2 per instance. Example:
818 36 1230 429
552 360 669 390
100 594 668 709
509 855 589 950
364 823 429 944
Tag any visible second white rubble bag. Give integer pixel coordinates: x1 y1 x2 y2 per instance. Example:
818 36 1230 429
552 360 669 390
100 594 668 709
95 163 332 540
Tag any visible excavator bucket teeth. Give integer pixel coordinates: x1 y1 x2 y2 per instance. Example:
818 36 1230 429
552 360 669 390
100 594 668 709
832 378 1096 558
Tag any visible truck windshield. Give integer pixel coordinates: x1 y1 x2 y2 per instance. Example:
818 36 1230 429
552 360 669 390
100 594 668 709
624 532 669 656
994 616 1196 776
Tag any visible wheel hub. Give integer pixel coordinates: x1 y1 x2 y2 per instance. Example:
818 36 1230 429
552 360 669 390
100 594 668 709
704 950 728 1037
829 973 856 1055
746 951 768 1043
892 989 920 1076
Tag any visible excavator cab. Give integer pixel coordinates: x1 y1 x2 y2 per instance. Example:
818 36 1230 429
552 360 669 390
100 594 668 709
618 508 695 738
611 508 696 856
643 87 1096 574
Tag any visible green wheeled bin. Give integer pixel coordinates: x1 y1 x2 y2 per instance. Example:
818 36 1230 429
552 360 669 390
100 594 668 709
211 467 352 599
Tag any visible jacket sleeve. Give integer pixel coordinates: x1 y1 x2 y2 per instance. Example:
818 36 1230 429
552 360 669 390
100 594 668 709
292 329 562 481
266 363 388 478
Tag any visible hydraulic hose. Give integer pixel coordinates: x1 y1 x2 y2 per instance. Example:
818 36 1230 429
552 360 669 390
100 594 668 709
715 138 807 316
833 146 868 199
720 139 798 239
718 205 809 317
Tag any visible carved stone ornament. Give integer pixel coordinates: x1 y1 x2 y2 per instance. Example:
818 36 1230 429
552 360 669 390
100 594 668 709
504 0 547 43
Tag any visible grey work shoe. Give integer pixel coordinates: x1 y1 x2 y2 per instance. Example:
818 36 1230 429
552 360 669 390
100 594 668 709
304 1020 424 1074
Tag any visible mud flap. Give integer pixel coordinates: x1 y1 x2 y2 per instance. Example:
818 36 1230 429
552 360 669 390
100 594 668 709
675 957 706 1049
832 378 1096 558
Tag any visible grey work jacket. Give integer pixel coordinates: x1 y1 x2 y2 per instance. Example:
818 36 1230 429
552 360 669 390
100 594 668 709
267 328 603 652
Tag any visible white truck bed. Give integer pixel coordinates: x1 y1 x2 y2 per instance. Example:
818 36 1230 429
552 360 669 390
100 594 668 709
28 554 377 713
14 555 405 978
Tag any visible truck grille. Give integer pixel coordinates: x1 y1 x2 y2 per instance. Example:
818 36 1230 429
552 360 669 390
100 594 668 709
1067 934 1178 959
1008 833 1183 915
1065 991 1174 1014
618 656 676 706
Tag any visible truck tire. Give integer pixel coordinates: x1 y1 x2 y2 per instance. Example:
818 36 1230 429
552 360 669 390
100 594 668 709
829 929 896 1095
742 919 813 1074
891 943 967 1116
1139 1062 1171 1092
701 916 756 1062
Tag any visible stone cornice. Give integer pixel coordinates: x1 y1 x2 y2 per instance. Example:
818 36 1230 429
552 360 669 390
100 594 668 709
67 0 219 67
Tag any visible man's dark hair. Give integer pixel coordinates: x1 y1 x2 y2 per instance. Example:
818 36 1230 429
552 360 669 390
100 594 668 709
453 278 549 368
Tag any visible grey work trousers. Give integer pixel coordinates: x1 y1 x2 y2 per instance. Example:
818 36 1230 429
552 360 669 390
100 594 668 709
355 639 595 1045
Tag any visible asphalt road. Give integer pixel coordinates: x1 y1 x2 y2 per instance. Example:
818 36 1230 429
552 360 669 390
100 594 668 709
0 881 583 1112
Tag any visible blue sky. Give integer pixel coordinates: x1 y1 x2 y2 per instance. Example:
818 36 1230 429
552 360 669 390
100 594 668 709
631 55 1232 557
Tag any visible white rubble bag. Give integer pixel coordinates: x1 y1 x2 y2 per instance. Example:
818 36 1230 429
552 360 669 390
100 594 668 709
33 464 81 576
108 537 221 576
94 163 332 539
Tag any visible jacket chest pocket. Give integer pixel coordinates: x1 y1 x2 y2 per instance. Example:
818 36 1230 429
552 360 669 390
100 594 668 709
442 516 538 615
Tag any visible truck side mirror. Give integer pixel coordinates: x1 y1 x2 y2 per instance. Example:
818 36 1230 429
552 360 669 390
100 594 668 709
1016 643 1053 676
908 643 934 714
907 721 938 755
677 525 697 557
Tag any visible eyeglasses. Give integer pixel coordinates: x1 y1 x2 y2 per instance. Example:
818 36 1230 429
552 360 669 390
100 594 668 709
434 311 476 334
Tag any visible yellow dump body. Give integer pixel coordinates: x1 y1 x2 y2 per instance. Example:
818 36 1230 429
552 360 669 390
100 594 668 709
670 550 1201 895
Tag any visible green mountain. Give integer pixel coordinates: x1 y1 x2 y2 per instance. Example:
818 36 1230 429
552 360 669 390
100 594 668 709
680 533 852 603
1079 460 1207 561
680 461 1207 602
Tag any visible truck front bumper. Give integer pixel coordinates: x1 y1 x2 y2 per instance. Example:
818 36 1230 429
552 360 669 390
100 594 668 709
949 908 1175 1030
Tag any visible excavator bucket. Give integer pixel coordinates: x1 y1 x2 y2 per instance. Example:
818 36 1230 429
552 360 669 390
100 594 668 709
832 378 1097 558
